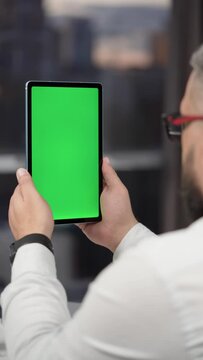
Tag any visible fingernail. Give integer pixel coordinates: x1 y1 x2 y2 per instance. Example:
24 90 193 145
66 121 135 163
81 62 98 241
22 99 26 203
17 168 28 179
105 157 110 165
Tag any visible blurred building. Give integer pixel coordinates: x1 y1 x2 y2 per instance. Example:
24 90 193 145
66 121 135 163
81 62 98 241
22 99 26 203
0 0 44 80
0 0 59 152
59 17 93 70
0 1 171 299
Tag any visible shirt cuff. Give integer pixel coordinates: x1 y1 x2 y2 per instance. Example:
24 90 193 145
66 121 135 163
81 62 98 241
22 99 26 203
113 223 157 261
11 243 57 281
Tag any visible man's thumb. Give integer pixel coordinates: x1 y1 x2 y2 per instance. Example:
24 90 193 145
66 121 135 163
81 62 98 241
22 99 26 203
102 157 121 188
16 168 33 186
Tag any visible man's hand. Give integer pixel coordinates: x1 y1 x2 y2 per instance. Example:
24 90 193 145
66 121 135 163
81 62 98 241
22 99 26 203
9 168 54 241
76 158 137 252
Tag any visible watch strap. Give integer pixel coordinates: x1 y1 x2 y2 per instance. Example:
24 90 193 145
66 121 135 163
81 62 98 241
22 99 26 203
9 234 54 265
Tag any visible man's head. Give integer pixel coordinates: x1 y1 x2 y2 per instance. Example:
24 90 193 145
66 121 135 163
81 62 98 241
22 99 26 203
180 45 203 221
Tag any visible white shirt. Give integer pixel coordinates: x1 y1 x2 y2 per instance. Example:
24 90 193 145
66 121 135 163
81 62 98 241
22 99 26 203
2 219 203 359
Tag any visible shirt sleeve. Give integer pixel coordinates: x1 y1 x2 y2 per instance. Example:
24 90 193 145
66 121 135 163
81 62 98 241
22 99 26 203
1 241 186 360
113 222 157 260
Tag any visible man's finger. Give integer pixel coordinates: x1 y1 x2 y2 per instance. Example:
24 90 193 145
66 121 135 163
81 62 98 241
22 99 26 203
102 157 122 188
16 168 36 197
8 202 14 231
10 185 22 202
16 168 31 184
75 223 86 231
9 185 23 217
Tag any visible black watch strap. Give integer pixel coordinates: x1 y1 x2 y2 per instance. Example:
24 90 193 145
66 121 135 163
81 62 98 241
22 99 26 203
9 234 54 265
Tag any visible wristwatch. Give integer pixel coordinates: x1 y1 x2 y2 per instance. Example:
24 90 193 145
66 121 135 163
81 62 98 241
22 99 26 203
9 234 54 265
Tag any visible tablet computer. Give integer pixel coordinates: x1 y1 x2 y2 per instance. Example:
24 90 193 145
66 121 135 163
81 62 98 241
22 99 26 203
26 81 102 224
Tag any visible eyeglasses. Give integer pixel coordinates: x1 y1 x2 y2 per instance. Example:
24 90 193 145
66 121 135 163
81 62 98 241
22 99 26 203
162 112 203 140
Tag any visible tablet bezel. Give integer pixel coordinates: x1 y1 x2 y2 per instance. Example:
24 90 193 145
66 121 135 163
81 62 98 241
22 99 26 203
26 80 103 224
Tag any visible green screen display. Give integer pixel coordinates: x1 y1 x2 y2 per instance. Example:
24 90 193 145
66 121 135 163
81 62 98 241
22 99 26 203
29 83 101 222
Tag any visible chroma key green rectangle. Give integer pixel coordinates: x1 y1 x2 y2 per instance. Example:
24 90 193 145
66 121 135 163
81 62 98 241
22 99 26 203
26 81 102 224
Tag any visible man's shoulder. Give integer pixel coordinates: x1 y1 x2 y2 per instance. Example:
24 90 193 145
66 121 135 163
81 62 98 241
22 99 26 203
131 217 203 277
93 217 203 293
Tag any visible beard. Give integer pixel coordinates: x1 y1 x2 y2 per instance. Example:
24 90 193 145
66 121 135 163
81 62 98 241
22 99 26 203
181 148 203 222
